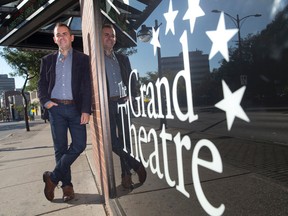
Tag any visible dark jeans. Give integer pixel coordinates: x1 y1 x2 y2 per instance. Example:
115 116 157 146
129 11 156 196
109 99 141 177
48 104 87 187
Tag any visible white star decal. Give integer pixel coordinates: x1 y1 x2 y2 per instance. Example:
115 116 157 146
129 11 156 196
150 27 161 56
123 0 129 4
183 0 205 34
215 80 250 131
206 12 238 61
164 0 178 35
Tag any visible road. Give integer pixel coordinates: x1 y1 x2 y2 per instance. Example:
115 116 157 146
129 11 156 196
2 109 286 145
131 108 288 187
131 108 288 146
1 110 287 188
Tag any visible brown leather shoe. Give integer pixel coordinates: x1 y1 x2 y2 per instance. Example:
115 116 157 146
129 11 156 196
121 174 134 189
136 164 147 184
62 185 75 202
43 171 56 201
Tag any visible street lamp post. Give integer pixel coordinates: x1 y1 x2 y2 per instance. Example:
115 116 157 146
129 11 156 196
211 10 261 59
212 10 261 85
137 19 167 129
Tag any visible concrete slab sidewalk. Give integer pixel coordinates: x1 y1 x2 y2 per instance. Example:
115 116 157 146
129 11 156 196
0 119 107 216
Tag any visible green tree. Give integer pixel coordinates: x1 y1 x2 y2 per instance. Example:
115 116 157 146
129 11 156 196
0 48 49 131
0 48 49 91
251 6 288 102
139 71 159 85
215 4 288 106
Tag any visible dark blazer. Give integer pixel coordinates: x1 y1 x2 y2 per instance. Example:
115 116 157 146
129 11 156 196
114 52 137 97
38 49 92 115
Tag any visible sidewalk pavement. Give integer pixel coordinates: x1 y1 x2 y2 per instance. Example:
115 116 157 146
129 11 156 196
0 119 107 216
1 117 288 215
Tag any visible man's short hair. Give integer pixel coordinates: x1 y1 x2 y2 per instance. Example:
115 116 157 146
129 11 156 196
102 23 114 30
54 22 72 35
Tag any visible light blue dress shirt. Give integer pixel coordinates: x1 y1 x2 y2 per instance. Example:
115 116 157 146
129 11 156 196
51 49 73 100
104 52 123 97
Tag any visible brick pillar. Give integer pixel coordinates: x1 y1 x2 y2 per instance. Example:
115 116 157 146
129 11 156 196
79 0 116 206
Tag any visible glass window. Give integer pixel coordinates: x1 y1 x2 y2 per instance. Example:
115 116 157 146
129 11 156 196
104 0 288 215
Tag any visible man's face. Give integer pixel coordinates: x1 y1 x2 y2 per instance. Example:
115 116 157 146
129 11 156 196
102 27 116 51
53 26 74 51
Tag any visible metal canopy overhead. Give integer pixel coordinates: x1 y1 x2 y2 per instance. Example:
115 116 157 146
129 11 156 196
0 0 161 50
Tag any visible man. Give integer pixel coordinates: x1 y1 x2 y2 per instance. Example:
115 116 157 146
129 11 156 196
38 22 91 202
102 23 147 189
